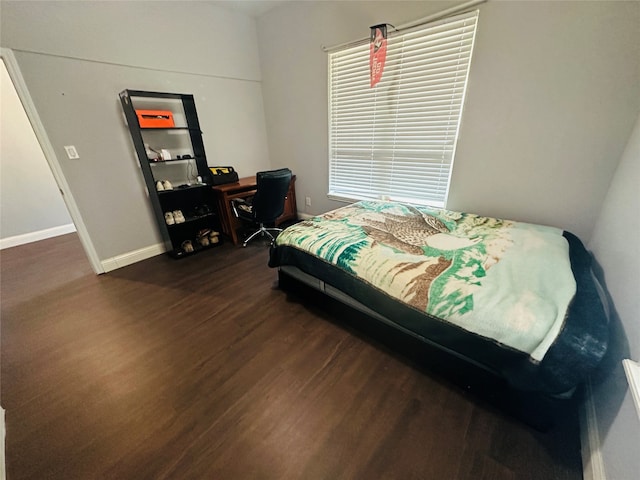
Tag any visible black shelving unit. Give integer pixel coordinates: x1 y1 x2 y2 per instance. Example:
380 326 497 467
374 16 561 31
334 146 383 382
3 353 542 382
119 89 221 258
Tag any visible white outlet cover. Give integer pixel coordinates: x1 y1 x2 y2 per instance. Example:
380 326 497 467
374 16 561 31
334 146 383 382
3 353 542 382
64 145 79 159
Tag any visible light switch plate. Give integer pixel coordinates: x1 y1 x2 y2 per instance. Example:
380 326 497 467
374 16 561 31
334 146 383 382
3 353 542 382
64 145 80 159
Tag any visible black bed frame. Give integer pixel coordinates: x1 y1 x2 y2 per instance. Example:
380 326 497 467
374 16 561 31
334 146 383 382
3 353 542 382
277 267 582 432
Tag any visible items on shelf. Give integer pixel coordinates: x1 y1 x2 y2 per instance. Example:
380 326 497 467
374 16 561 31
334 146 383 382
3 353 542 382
145 144 162 161
209 166 239 186
120 89 222 258
146 144 195 162
196 229 220 247
136 109 175 128
192 204 212 216
156 180 174 191
181 240 194 253
173 210 185 223
164 210 185 225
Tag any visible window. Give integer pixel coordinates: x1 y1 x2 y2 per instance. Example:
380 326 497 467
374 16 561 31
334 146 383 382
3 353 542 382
328 11 479 207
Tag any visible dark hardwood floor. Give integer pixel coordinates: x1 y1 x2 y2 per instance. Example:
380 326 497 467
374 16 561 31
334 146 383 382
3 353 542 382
1 233 583 479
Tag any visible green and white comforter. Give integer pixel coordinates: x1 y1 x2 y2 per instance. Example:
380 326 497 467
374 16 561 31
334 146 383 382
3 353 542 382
274 201 577 362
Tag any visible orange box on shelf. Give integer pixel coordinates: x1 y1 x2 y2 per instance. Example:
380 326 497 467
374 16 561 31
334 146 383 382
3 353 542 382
135 110 175 128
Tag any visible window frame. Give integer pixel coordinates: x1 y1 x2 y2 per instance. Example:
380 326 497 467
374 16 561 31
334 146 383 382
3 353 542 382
327 10 479 208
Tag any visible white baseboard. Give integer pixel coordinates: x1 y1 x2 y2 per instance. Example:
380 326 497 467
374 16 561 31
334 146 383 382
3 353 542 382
101 242 166 273
580 379 607 480
0 223 76 250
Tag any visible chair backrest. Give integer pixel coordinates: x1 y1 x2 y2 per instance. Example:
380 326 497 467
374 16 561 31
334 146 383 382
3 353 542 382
252 168 293 223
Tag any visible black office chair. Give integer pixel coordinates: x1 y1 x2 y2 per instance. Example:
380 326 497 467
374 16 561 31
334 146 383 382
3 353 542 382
231 168 292 247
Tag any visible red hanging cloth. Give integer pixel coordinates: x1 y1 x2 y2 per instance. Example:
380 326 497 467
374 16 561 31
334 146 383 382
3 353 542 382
370 24 388 87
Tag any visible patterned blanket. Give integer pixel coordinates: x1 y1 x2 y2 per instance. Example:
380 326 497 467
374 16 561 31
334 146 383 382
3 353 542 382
274 201 576 362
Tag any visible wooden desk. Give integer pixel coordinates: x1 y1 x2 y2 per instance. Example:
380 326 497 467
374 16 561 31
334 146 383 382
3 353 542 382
211 175 297 245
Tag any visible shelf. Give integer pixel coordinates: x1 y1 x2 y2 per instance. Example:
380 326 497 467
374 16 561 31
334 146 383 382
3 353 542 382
124 90 191 100
157 184 209 194
140 126 201 132
166 212 216 227
120 89 218 258
149 156 202 164
170 238 223 258
150 158 193 165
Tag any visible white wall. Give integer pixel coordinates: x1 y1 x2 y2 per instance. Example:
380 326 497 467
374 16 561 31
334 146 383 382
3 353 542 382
257 0 640 242
0 1 270 262
0 1 262 82
0 59 74 245
589 113 640 480
591 113 640 366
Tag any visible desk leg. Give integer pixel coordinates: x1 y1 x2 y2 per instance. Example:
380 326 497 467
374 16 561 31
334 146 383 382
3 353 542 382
212 183 258 246
214 194 240 245
226 202 240 245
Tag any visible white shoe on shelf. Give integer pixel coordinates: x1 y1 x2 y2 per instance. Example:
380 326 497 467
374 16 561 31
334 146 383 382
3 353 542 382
164 211 175 225
156 181 165 191
162 180 173 190
173 210 185 223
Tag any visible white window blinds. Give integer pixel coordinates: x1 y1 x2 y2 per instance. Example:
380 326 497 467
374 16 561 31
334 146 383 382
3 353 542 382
328 10 479 207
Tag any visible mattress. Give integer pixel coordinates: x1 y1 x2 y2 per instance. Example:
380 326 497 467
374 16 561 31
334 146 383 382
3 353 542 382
269 201 609 395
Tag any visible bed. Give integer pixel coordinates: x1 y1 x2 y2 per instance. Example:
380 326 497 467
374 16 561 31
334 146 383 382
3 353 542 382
269 201 609 397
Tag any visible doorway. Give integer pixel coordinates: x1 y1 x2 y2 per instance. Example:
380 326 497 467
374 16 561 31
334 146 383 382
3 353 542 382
0 58 76 248
0 50 102 273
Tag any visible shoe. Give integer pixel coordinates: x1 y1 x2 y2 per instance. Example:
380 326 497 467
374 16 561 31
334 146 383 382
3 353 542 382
156 181 164 191
209 231 220 244
173 210 185 223
194 204 211 216
164 211 175 225
181 240 194 253
162 180 173 190
196 229 211 247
